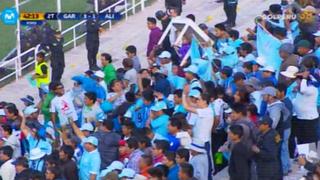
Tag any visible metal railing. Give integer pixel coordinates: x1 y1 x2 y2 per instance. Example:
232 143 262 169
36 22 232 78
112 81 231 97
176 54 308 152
0 0 148 83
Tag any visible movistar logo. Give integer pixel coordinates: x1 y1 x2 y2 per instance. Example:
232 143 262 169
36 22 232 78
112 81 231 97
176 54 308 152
1 8 18 25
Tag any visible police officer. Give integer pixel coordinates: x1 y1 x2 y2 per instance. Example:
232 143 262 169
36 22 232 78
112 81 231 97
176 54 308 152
223 0 238 28
48 30 65 82
32 52 50 99
86 16 102 70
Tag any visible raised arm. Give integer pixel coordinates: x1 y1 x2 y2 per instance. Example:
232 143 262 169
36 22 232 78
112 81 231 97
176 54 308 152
182 85 197 114
20 116 29 137
69 119 85 140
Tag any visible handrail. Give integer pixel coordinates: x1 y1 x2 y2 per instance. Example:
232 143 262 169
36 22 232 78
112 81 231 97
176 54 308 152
0 0 148 84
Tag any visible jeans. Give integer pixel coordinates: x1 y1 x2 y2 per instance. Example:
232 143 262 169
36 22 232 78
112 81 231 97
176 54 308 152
281 128 291 174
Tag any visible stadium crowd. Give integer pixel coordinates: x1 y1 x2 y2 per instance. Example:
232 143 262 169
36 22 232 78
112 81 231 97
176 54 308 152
1 0 320 179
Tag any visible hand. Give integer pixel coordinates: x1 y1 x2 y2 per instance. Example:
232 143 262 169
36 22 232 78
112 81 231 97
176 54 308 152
252 145 260 153
298 156 307 166
301 71 310 79
31 74 37 80
275 134 281 143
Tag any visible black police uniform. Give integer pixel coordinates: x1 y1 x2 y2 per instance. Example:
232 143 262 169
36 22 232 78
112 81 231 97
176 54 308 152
86 19 101 70
223 0 238 27
49 37 65 82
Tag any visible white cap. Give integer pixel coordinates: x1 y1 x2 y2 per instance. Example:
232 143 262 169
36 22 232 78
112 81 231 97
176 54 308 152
313 31 320 37
23 106 38 116
80 123 94 131
255 56 266 67
119 168 136 179
100 161 124 177
158 51 172 59
94 70 105 78
261 66 275 73
280 66 299 78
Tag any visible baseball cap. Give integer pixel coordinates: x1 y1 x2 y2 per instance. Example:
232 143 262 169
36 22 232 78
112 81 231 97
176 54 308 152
152 63 160 69
12 157 28 166
313 31 320 37
100 161 124 177
158 51 172 59
184 65 198 74
155 10 166 20
83 136 99 146
258 116 273 127
94 70 105 79
244 77 261 90
84 70 94 76
189 89 201 98
20 95 34 105
23 106 38 116
279 43 295 54
297 40 312 49
119 168 136 179
151 101 167 111
80 123 94 132
119 140 126 146
261 66 275 73
254 56 266 67
261 86 277 97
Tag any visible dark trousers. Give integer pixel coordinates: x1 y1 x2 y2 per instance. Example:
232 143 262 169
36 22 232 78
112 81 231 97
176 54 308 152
86 41 99 70
223 2 237 25
211 130 228 174
51 65 64 82
289 117 319 158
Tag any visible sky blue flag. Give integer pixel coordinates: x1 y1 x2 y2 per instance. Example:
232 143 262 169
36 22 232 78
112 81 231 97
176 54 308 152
190 37 201 64
190 38 214 81
256 25 282 78
218 44 238 68
290 20 300 40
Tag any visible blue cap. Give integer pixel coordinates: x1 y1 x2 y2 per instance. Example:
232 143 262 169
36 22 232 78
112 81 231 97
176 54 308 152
188 89 201 98
83 136 98 146
258 116 273 127
80 123 94 132
119 168 136 179
151 101 167 111
100 161 124 177
261 86 277 97
20 95 34 105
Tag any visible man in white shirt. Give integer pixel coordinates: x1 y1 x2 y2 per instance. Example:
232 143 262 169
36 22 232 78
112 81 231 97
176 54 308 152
2 125 21 159
0 146 16 180
50 82 78 127
182 85 214 180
